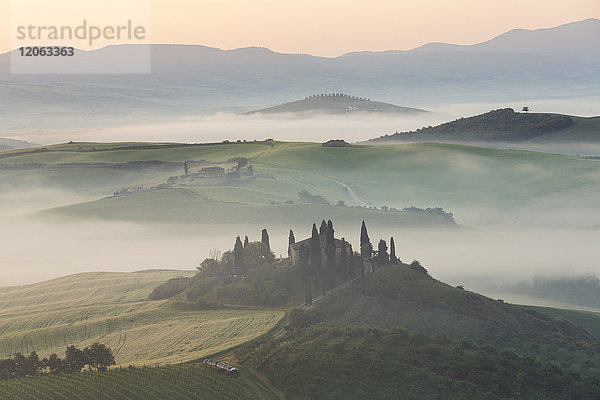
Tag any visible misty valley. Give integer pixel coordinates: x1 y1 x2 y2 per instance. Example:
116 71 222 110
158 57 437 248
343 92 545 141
1 13 600 400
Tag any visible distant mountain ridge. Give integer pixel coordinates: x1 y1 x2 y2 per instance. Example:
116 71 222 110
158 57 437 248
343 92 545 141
0 137 38 151
0 18 598 131
244 93 427 115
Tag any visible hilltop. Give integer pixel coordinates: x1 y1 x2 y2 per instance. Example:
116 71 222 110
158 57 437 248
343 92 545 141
244 93 427 115
234 264 600 399
370 108 600 143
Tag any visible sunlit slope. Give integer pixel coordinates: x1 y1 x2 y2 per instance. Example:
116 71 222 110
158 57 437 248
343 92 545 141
0 271 284 365
0 363 281 400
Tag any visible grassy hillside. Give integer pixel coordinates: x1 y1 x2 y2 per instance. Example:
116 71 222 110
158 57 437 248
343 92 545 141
531 115 600 143
371 108 600 144
0 362 281 400
244 93 427 115
3 140 600 228
0 271 284 365
290 264 595 346
239 326 599 400
230 265 600 399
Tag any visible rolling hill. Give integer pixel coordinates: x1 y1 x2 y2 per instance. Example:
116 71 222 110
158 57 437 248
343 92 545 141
232 264 600 399
1 258 599 398
244 93 427 115
370 108 600 143
0 270 284 365
3 140 600 230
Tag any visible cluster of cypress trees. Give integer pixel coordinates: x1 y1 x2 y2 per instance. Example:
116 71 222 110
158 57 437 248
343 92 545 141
293 220 356 306
232 228 271 276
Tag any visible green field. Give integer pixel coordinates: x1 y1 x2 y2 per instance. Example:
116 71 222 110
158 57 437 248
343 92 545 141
3 140 600 227
0 363 282 400
530 115 600 143
0 271 284 366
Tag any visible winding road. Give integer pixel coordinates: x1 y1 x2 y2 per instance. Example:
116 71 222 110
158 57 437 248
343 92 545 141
328 178 371 207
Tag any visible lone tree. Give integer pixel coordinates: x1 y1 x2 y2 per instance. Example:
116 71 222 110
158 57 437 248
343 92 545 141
360 220 372 277
288 229 295 258
261 228 270 252
234 236 244 276
522 106 529 113
378 239 388 266
184 161 189 175
389 237 398 264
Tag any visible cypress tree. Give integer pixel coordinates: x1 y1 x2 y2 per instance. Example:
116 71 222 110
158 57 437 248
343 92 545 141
183 161 189 175
261 228 270 252
233 236 244 276
310 223 322 292
327 220 334 238
244 236 249 248
319 220 327 235
360 220 371 276
390 237 398 264
377 239 388 267
299 243 312 305
325 221 335 295
288 229 295 258
340 238 348 283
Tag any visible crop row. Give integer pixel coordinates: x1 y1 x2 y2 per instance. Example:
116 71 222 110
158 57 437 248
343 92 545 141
0 363 270 400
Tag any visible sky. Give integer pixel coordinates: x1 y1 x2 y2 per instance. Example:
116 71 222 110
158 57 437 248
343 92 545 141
1 0 599 56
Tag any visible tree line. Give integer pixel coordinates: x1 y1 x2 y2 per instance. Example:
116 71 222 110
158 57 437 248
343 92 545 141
0 343 115 381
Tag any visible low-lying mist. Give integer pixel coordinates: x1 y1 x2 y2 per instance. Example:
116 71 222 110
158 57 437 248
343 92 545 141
2 213 599 295
4 97 598 146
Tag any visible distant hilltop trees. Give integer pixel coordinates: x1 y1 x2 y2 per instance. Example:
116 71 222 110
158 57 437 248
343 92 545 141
305 93 370 101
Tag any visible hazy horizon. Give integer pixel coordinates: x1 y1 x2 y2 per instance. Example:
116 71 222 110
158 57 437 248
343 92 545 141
2 1 599 56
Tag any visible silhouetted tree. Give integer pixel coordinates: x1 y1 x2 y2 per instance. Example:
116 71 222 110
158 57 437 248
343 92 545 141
340 238 349 283
378 239 388 266
234 236 244 276
360 220 372 277
320 220 327 235
244 236 249 247
64 345 87 373
299 243 312 305
522 106 529 113
83 343 115 371
310 223 322 292
325 220 335 294
261 228 270 252
288 229 295 258
390 237 398 264
45 353 63 373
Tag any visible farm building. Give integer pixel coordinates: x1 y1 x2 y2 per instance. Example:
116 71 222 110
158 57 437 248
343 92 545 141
289 234 352 266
